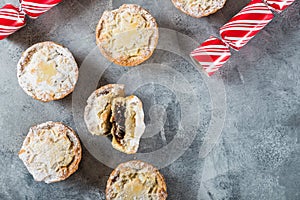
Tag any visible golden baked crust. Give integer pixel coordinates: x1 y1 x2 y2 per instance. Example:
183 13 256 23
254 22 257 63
96 4 159 67
17 41 78 102
84 84 125 136
171 0 227 18
110 95 145 154
106 160 167 200
18 121 82 184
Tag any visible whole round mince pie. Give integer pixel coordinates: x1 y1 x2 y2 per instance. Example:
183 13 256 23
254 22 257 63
106 160 167 200
18 121 82 184
17 41 78 102
96 4 159 66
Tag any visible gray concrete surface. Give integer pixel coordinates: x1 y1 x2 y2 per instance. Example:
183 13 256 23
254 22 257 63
0 0 299 199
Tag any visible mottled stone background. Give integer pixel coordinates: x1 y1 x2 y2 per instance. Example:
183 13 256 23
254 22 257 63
0 0 299 200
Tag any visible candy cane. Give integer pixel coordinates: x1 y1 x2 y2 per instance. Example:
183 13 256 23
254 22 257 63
190 0 295 76
0 0 62 40
191 36 231 76
220 0 274 51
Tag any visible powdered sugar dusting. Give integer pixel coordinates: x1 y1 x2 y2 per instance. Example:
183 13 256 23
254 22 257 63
172 0 227 18
17 42 78 102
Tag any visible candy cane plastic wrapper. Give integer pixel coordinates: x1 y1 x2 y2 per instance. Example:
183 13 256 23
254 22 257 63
0 0 62 40
265 0 295 12
0 4 26 40
190 0 295 76
190 36 231 77
220 0 274 51
21 0 62 19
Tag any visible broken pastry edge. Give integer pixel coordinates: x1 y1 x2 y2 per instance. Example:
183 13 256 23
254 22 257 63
84 84 125 136
111 95 146 154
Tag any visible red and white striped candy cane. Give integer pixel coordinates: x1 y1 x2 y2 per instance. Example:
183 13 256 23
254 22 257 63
21 0 62 19
190 36 231 76
190 0 295 76
0 0 62 40
0 4 26 40
220 0 274 51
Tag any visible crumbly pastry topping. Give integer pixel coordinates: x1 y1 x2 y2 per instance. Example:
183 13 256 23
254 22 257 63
106 161 167 200
172 0 227 18
96 4 159 66
17 42 78 102
18 122 81 183
84 84 125 136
